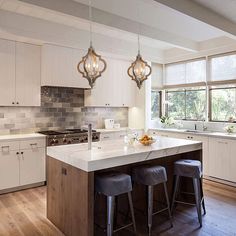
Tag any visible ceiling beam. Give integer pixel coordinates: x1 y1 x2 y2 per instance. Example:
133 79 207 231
17 0 199 51
154 0 236 37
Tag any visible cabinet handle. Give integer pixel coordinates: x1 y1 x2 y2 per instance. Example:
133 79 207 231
21 151 24 160
62 167 67 175
103 136 109 139
12 102 15 105
16 102 19 105
16 152 20 160
218 141 228 144
30 143 37 146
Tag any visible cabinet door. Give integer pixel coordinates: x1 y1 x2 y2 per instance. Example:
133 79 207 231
228 140 236 182
15 42 41 106
209 138 231 181
20 147 45 185
120 60 136 107
0 150 20 190
84 57 114 106
41 44 90 88
0 39 15 106
188 135 209 176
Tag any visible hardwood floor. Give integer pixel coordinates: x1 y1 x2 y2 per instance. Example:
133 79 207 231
0 180 236 236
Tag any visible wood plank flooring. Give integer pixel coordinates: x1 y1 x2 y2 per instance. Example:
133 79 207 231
0 180 236 236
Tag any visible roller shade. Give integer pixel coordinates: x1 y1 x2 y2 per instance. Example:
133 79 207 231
164 58 206 88
208 52 236 85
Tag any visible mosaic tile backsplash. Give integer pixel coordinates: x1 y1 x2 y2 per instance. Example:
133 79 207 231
0 87 128 135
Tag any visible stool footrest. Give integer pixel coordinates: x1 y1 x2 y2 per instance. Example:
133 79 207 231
175 200 196 206
113 223 134 233
152 207 169 216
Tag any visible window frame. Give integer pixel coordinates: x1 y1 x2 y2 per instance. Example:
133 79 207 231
209 86 236 123
151 90 162 120
165 87 207 121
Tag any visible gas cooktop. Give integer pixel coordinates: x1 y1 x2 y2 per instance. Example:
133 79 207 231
38 129 96 135
38 129 100 146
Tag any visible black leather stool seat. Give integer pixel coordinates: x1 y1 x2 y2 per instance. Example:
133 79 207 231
174 159 202 178
95 171 132 196
132 165 167 186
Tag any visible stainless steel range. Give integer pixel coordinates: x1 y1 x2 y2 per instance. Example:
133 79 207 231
38 129 100 146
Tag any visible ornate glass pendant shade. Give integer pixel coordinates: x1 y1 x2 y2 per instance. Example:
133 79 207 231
77 0 106 88
128 52 152 89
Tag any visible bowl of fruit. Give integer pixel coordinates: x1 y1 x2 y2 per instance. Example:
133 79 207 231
139 135 156 146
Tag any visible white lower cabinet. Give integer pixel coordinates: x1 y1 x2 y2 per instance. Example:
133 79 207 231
20 148 45 186
209 138 236 183
0 150 20 190
0 138 46 192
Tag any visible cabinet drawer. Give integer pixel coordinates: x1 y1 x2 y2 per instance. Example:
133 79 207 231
113 132 126 139
100 133 114 141
0 141 19 152
20 138 46 150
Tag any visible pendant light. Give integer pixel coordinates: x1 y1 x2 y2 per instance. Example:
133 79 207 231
77 0 106 88
127 2 152 89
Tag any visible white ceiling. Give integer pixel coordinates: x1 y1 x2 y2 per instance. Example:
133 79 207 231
194 0 236 24
73 0 225 42
0 0 235 62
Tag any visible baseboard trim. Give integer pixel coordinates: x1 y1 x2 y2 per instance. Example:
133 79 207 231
0 182 46 195
203 176 236 189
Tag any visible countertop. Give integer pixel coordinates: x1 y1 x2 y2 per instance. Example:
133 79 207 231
47 136 202 172
150 128 236 140
0 133 46 141
95 127 143 133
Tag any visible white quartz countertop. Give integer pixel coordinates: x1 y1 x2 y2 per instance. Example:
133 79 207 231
47 136 202 172
95 127 143 133
0 133 46 141
151 128 236 140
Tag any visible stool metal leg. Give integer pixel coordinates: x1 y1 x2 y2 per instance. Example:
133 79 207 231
171 175 180 214
200 178 206 215
127 191 137 234
163 182 173 227
107 196 115 236
147 185 153 236
193 178 202 227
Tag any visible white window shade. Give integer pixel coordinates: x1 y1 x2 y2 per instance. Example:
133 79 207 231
164 59 206 88
210 53 236 84
151 63 163 89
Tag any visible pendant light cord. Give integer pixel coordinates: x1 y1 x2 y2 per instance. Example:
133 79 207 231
89 0 93 47
137 0 141 55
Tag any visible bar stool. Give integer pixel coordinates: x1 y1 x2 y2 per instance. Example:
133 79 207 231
95 171 137 236
132 165 172 236
171 159 206 227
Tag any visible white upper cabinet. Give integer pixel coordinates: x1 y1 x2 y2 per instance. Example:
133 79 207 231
0 39 41 107
41 44 90 88
15 42 41 106
0 39 15 106
84 57 136 107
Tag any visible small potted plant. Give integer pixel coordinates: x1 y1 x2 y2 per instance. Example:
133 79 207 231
160 116 175 128
224 125 236 134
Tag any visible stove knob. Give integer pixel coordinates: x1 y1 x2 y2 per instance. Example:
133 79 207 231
54 139 59 144
50 140 55 145
68 140 71 144
63 138 67 143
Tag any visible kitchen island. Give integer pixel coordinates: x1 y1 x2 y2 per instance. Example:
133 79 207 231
46 136 202 236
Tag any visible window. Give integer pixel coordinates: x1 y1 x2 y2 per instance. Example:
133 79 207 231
165 59 206 87
151 90 161 120
210 87 236 122
166 88 206 120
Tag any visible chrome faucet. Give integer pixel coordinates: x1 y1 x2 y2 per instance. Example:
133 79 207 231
88 124 92 150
